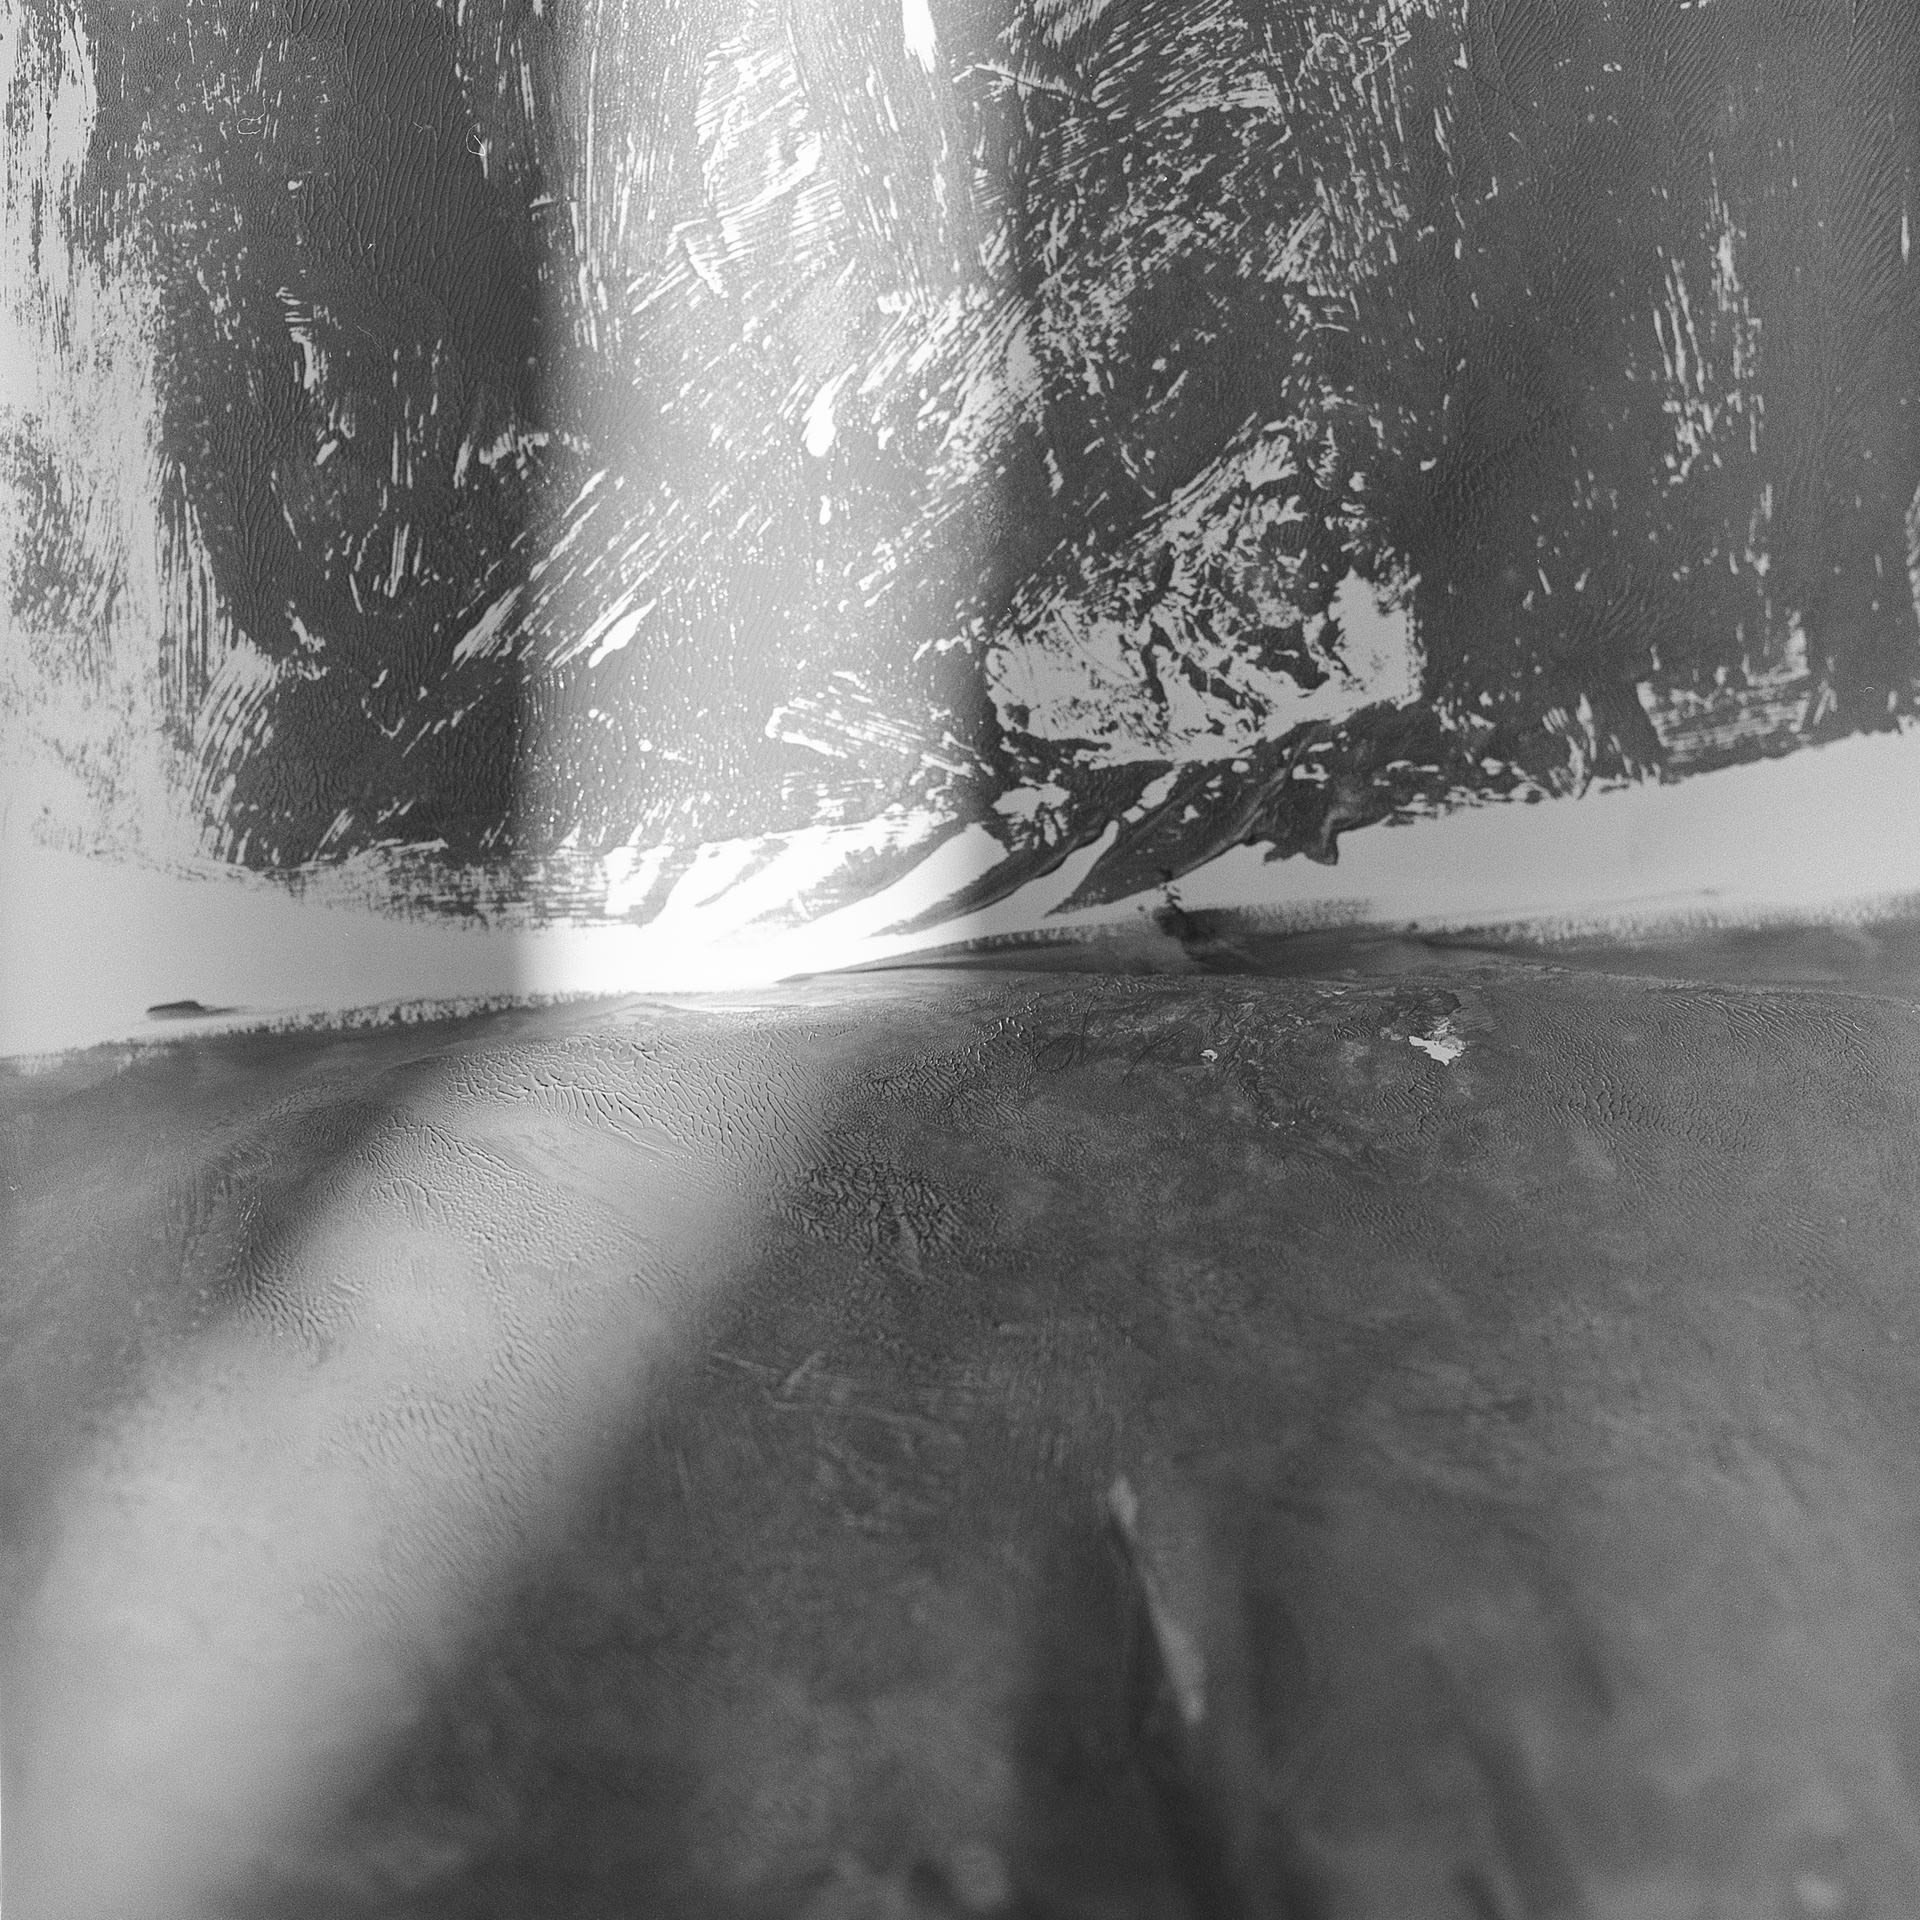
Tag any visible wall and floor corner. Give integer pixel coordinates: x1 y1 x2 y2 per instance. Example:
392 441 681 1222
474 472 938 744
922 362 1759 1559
12 3 1920 1917
9 0 1920 1045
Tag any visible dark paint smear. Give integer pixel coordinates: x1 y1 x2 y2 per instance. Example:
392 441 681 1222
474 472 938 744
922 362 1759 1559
77 0 546 863
40 1 1920 907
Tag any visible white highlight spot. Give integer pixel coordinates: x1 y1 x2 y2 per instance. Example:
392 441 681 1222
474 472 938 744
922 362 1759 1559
1327 571 1421 708
585 604 649 670
992 781 1071 823
802 376 843 458
901 0 940 75
1409 1018 1465 1066
449 586 523 666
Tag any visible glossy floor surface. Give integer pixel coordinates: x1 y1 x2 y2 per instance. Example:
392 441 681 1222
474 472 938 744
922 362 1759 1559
8 950 1920 1918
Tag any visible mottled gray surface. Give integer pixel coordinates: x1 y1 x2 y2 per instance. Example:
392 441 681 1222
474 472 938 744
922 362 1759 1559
8 962 1920 1917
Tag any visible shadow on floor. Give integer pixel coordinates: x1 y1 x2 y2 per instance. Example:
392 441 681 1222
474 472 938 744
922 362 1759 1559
8 952 1920 1916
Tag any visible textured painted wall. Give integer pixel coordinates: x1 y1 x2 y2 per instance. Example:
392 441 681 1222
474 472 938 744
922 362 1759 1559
7 0 1920 958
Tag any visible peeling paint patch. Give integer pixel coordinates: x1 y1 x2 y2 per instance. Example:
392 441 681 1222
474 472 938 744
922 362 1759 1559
1409 1018 1464 1066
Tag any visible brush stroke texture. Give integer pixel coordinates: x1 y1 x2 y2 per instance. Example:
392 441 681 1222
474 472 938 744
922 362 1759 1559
7 0 1920 927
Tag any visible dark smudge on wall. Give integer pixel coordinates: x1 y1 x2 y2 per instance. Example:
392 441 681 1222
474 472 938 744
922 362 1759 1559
8 0 1920 923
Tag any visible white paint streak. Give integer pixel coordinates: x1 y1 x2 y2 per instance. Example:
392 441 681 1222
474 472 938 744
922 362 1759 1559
1905 481 1920 645
1652 188 1762 491
802 373 844 458
900 0 939 76
674 26 844 308
583 600 652 669
450 585 524 665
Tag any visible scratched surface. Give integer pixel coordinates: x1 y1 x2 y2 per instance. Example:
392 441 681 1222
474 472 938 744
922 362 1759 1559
8 961 1920 1916
9 2 1920 928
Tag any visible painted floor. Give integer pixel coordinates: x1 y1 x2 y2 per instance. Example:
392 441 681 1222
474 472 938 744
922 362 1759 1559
7 950 1920 1917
